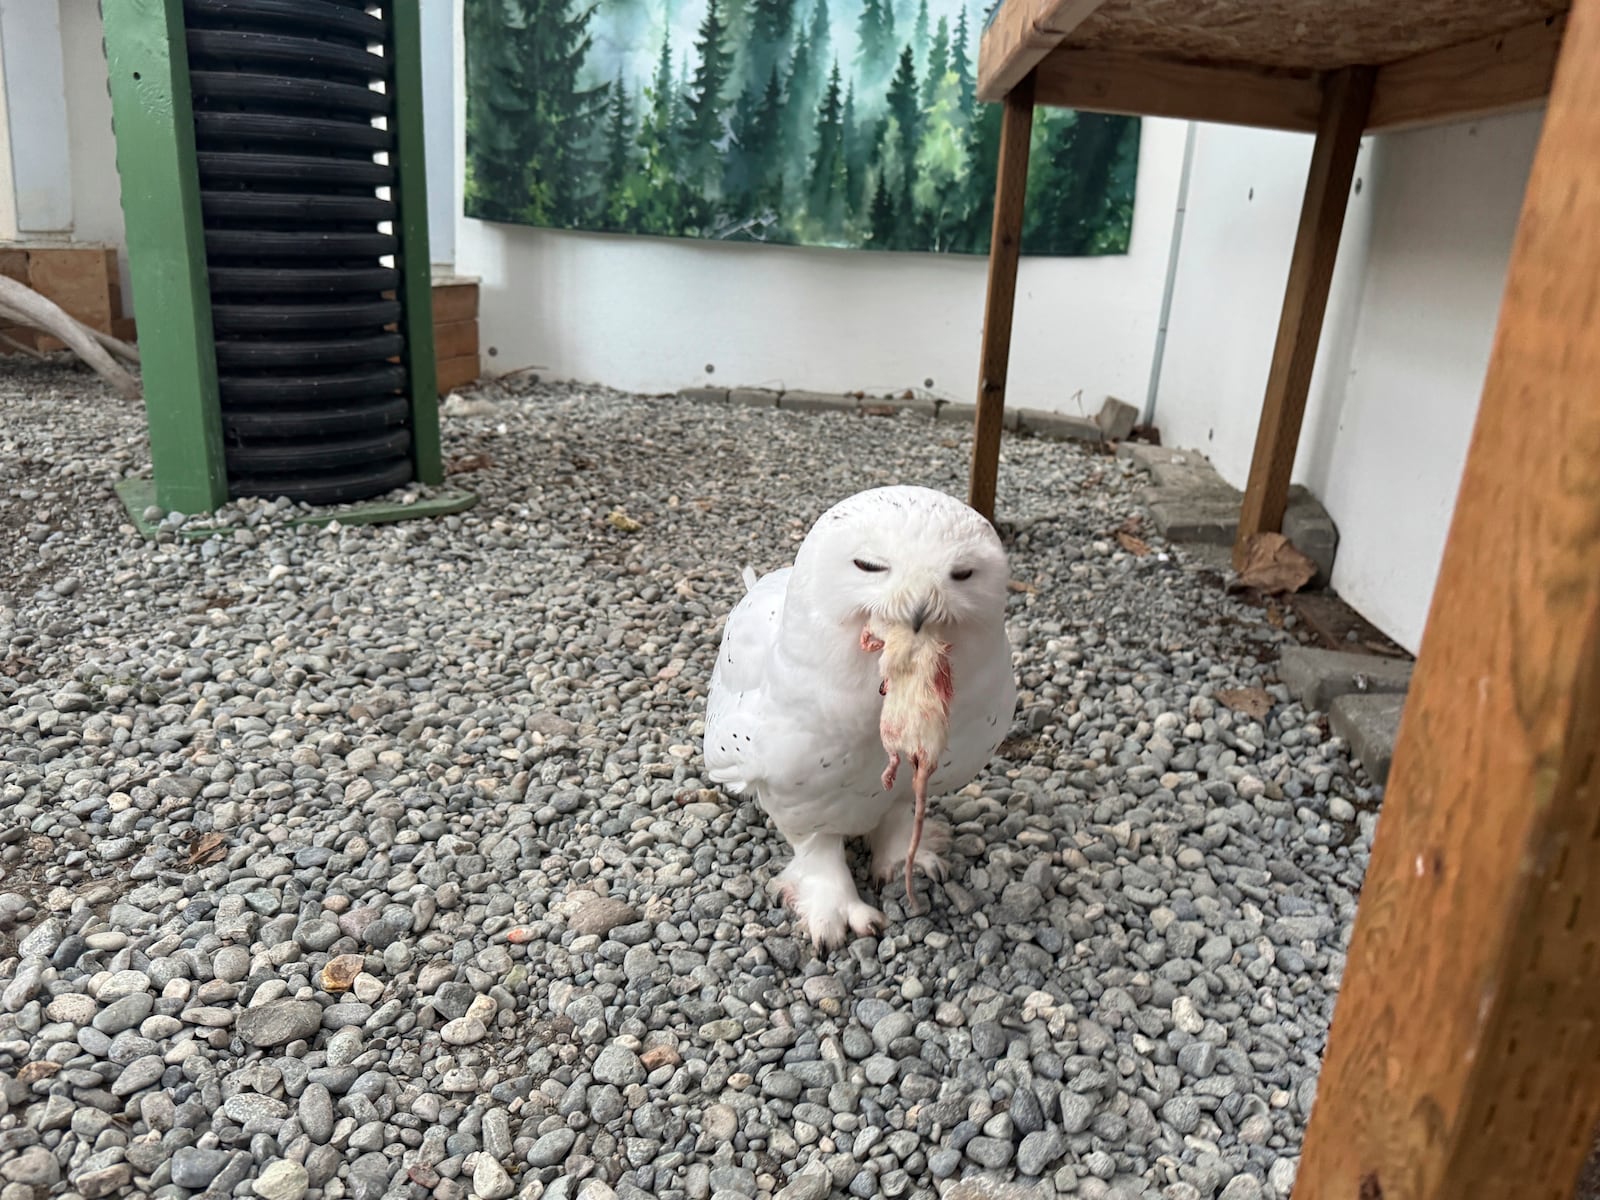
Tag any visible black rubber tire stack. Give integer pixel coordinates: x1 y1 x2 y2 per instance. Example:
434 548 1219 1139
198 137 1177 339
184 0 417 504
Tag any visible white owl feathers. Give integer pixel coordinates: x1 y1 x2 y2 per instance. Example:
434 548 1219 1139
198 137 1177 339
703 484 1017 949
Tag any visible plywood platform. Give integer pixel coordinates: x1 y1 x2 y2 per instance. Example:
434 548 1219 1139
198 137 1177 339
980 0 1568 133
1061 0 1565 70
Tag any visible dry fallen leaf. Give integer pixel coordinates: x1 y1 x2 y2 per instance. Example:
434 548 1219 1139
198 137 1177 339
17 1061 60 1083
1217 687 1274 722
320 953 365 993
1007 579 1039 594
1115 530 1151 557
606 510 642 533
1234 533 1317 595
186 832 226 867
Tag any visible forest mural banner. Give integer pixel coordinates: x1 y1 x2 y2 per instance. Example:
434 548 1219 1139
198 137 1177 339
463 0 1141 256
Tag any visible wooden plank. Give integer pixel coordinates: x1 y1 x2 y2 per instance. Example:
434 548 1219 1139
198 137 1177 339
1031 49 1324 130
436 353 480 394
1368 15 1566 132
977 0 1106 102
27 246 115 333
1293 3 1600 1196
1232 67 1374 566
967 74 1035 523
1025 0 1569 74
431 280 479 326
433 318 478 361
0 249 28 283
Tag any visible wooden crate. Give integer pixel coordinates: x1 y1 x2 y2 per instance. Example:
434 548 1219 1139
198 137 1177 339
431 277 480 394
0 243 122 353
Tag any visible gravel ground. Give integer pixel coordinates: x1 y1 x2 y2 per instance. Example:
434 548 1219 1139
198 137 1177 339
1 358 1381 1200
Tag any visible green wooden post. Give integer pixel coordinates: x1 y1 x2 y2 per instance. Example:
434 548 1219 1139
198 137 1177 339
388 0 443 486
102 0 228 514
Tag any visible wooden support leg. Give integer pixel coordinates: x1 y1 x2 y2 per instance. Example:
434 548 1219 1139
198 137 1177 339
967 74 1034 523
1293 5 1600 1197
1232 67 1373 567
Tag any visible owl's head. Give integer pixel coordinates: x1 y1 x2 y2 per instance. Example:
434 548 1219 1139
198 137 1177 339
793 485 1010 634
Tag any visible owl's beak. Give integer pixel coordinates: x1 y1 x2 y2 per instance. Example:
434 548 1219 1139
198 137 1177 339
911 601 931 634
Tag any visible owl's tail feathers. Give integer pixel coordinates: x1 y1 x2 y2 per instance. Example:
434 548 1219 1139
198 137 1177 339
741 565 759 592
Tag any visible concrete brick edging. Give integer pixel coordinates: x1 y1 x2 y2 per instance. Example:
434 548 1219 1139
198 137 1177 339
676 387 1141 445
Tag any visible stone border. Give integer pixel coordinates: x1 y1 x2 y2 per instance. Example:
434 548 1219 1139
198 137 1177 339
1116 443 1340 587
677 387 1142 445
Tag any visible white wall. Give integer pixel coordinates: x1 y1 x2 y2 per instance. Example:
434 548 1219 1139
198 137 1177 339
58 1 124 253
1149 124 1376 486
449 4 1190 408
421 0 458 268
1153 112 1543 653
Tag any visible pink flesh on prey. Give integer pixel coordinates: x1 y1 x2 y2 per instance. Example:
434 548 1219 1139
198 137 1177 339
862 623 954 914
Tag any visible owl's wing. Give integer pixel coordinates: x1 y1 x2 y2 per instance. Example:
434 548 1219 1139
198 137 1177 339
703 566 790 795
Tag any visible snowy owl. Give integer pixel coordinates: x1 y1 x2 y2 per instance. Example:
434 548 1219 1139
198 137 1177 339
703 485 1017 950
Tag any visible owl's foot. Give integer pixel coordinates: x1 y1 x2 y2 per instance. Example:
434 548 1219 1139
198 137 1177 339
777 834 884 951
859 627 884 654
869 799 951 887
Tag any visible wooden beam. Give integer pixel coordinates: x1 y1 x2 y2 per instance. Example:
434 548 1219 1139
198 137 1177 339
967 75 1035 524
1032 49 1324 131
1232 67 1374 566
1293 2 1600 1195
1368 15 1566 132
977 0 1106 103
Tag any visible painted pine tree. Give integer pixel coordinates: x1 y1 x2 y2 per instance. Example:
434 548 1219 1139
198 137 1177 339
922 15 950 109
682 0 735 222
463 0 1141 256
636 31 688 233
854 0 897 91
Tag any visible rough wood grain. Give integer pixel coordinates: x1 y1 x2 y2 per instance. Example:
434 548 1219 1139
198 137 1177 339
1294 2 1600 1195
978 0 1106 102
433 319 478 362
436 353 480 394
967 75 1035 523
431 280 479 326
1062 0 1566 71
1367 14 1565 131
1031 49 1323 129
1234 67 1373 563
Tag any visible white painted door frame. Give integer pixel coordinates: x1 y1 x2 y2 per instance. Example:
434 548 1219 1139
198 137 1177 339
0 0 73 237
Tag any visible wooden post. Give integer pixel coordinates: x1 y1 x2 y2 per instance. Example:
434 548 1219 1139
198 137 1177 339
1293 3 1600 1196
1232 66 1373 567
968 74 1035 523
